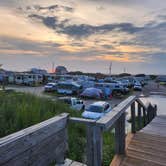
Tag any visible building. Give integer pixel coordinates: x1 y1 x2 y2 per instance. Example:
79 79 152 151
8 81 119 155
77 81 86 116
55 66 68 75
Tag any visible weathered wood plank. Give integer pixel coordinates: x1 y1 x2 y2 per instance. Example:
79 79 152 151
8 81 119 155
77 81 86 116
137 103 142 130
131 102 136 133
86 125 103 166
115 112 126 154
0 113 69 166
69 117 96 125
135 98 147 110
142 107 147 126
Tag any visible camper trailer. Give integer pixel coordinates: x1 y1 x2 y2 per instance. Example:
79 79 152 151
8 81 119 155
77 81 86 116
15 73 43 86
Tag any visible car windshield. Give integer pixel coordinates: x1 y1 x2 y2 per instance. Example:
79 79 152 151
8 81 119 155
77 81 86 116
86 105 103 113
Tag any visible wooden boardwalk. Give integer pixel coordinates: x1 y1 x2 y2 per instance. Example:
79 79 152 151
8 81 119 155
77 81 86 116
112 115 166 166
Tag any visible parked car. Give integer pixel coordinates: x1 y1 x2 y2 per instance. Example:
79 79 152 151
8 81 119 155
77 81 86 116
57 81 82 95
82 101 112 120
134 82 142 91
59 97 85 111
44 82 57 92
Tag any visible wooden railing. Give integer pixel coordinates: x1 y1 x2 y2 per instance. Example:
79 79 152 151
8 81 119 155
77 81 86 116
0 96 157 166
0 113 69 166
69 96 157 166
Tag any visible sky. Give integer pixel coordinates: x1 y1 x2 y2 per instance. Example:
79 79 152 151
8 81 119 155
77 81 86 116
0 0 166 74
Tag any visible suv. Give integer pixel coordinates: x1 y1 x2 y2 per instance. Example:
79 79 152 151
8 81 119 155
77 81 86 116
59 97 85 111
82 101 111 120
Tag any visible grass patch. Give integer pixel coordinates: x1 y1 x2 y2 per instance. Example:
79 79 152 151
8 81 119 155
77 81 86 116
160 82 166 86
0 91 115 166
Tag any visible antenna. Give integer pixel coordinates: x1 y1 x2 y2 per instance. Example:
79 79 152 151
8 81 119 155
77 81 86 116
109 62 112 76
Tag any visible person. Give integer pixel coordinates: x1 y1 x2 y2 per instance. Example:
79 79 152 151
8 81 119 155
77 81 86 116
104 86 111 99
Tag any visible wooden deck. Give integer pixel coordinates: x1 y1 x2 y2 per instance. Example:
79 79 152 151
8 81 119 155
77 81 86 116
111 115 166 166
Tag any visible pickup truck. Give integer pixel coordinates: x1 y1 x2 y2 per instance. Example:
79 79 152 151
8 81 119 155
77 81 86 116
58 97 85 111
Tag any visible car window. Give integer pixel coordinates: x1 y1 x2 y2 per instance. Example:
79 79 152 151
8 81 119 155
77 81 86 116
104 104 110 111
73 99 77 105
86 105 103 113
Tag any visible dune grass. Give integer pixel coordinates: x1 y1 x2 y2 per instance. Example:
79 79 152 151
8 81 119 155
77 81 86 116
0 90 114 166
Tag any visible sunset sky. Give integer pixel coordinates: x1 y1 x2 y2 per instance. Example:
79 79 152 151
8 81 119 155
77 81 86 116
0 0 166 74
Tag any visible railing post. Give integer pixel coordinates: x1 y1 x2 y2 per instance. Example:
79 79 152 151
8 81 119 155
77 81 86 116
86 125 103 166
147 104 154 123
115 112 126 154
56 127 68 165
138 103 142 130
154 105 157 117
131 102 136 133
143 107 147 126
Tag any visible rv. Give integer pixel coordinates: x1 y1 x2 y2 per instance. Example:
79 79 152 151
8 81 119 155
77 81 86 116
15 73 43 86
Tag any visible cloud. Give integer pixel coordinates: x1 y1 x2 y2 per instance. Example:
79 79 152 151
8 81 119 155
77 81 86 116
25 4 74 13
0 0 166 74
28 12 145 38
29 14 58 29
0 36 63 57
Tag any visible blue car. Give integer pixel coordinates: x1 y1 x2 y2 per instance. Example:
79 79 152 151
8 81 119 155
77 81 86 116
82 101 112 120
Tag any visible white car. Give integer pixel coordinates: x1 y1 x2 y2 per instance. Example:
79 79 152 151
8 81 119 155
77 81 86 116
44 82 57 92
134 82 142 91
82 101 112 120
59 97 85 111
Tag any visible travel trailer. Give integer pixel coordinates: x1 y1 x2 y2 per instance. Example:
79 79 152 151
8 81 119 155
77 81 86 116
15 73 43 86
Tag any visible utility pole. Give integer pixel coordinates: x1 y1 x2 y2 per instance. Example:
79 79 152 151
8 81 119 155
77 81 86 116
109 62 112 76
52 62 55 73
123 67 126 73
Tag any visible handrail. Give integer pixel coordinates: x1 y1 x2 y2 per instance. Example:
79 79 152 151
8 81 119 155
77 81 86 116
97 96 137 130
0 96 156 166
69 117 96 125
136 98 147 110
69 95 157 166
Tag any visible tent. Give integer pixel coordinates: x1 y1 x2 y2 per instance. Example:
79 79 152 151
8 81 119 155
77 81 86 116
80 88 103 99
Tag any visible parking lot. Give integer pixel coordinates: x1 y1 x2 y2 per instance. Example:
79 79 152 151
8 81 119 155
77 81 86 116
7 84 145 109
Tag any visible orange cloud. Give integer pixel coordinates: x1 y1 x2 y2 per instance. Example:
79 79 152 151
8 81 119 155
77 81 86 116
0 49 41 56
59 53 145 62
95 54 145 62
117 45 160 53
